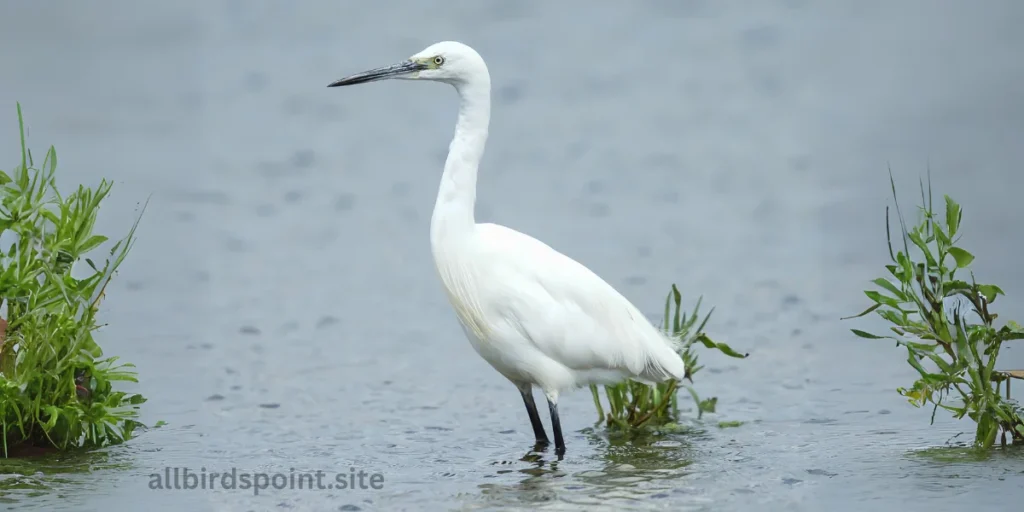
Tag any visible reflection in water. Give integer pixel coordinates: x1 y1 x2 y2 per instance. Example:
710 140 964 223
471 426 704 510
0 448 134 502
908 444 1024 465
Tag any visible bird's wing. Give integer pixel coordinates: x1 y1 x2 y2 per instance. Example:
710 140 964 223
475 223 683 380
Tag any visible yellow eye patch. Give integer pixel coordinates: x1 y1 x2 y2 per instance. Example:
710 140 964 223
416 55 445 69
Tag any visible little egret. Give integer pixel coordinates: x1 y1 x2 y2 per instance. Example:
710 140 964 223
328 41 687 456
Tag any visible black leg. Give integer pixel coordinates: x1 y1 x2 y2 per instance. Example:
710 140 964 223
547 398 565 457
518 385 549 447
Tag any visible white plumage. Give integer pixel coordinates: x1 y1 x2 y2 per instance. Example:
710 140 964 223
434 223 687 389
329 41 687 456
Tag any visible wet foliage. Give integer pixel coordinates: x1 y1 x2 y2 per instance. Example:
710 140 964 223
845 171 1024 448
0 104 149 457
589 285 748 430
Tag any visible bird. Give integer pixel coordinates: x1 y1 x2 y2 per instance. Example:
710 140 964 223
327 41 688 457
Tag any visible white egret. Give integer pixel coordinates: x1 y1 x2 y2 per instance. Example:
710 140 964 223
328 41 687 456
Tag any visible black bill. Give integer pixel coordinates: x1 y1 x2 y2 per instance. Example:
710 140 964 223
327 60 427 87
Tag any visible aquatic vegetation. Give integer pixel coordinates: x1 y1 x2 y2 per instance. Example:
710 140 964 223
0 103 148 457
589 285 748 430
845 171 1024 448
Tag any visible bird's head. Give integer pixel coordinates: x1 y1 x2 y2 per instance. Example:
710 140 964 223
328 41 487 88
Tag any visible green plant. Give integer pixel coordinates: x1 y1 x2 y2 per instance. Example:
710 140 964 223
589 284 748 430
0 103 148 457
845 171 1024 448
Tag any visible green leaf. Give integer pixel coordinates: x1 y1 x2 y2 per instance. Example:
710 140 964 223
907 229 937 269
679 385 699 416
671 284 682 331
896 252 914 283
17 103 27 188
43 406 61 430
977 284 1004 304
998 331 1024 342
851 329 887 339
0 170 11 185
39 208 59 226
944 195 961 238
698 397 717 415
695 334 748 358
933 222 950 247
921 350 953 374
840 303 881 321
947 247 975 268
662 289 671 332
77 235 108 254
43 146 57 175
905 352 934 379
865 290 900 307
942 280 971 296
691 303 712 338
879 308 908 326
871 278 907 301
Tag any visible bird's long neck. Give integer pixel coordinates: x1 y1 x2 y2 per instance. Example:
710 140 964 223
430 78 490 247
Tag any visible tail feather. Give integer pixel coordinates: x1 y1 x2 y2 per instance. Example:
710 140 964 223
638 331 687 382
661 330 686 353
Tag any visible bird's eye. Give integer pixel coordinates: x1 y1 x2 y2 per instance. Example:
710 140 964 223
433 56 445 66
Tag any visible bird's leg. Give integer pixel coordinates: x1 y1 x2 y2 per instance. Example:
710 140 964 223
517 384 550 449
546 394 566 457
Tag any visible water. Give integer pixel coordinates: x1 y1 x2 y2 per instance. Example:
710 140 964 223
1 0 1024 510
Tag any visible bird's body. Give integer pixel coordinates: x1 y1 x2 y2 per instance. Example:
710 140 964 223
329 41 686 456
433 222 687 393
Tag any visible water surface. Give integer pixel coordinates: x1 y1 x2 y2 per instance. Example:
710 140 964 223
1 1 1023 510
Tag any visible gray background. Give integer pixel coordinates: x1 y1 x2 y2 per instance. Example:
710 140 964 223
1 1 1022 510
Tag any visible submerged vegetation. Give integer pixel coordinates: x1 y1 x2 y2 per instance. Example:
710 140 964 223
589 284 748 430
0 103 148 457
845 172 1024 448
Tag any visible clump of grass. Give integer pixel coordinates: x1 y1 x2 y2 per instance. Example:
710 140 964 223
845 170 1024 448
589 284 748 430
0 103 148 457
